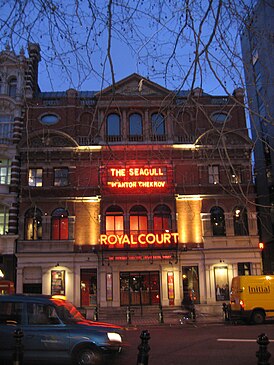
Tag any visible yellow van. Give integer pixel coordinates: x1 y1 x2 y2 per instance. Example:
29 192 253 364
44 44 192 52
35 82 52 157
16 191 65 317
229 275 274 324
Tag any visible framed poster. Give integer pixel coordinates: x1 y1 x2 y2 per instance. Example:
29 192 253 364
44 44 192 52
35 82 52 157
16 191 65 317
106 273 113 301
167 271 174 304
51 270 65 295
214 267 229 301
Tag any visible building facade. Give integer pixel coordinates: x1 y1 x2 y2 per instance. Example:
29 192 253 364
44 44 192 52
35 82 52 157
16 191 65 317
13 72 262 313
241 0 274 273
0 43 40 284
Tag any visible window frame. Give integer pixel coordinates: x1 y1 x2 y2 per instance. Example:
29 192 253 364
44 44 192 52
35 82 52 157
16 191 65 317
153 204 172 233
8 77 17 98
129 113 143 137
210 206 226 236
106 113 121 138
151 113 165 136
105 205 124 235
233 206 249 236
129 205 148 235
51 208 69 240
24 208 43 241
54 168 69 187
28 168 43 187
208 165 219 184
0 204 9 235
0 115 13 142
0 159 11 185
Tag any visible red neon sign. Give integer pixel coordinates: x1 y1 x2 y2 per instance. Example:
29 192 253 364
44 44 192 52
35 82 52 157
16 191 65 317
101 165 173 193
100 232 179 246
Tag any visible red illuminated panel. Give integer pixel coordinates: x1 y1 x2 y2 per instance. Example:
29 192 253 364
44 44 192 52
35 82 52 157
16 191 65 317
100 164 174 194
167 272 175 300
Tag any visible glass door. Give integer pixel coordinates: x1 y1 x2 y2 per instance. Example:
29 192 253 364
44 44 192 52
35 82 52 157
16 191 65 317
80 269 97 306
182 266 200 303
120 271 160 306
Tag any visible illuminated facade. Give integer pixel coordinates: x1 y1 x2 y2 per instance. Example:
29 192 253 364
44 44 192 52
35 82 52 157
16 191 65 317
15 73 262 314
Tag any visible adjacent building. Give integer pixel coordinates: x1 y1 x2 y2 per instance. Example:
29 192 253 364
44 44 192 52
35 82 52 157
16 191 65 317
241 0 274 273
0 43 40 285
13 69 261 314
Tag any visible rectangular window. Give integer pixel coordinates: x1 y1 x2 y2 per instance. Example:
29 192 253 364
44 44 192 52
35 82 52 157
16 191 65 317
0 115 13 143
237 262 251 276
0 159 11 185
0 205 9 235
28 168 43 187
106 215 124 235
54 168 69 186
27 303 60 325
208 165 219 184
0 302 23 324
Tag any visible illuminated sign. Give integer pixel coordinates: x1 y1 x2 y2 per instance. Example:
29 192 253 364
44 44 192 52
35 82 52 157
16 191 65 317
100 232 179 246
107 254 172 261
101 165 174 193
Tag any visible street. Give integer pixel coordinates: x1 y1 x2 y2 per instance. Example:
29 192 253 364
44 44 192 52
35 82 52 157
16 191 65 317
118 322 274 365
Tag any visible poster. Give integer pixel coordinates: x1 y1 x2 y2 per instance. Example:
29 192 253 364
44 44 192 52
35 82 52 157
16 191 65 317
214 267 229 301
51 270 65 295
167 271 174 300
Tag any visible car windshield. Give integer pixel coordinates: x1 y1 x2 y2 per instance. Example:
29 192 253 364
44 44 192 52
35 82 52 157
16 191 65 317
51 298 85 323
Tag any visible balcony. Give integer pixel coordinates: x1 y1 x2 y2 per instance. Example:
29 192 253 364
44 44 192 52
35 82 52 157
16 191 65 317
17 239 75 253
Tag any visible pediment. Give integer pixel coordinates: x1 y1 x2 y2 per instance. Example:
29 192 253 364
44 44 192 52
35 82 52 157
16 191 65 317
97 73 172 97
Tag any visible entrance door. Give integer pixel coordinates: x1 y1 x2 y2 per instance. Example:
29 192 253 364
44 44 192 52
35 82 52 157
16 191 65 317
80 269 97 306
120 271 160 306
182 266 200 303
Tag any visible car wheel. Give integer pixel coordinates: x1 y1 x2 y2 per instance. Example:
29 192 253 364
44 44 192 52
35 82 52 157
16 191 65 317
74 346 102 365
252 310 265 325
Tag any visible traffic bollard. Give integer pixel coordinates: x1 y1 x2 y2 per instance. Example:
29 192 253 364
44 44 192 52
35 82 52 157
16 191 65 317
13 328 24 365
256 333 271 365
137 330 150 365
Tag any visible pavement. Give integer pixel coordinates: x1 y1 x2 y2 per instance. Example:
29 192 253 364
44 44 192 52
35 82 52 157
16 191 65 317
96 311 224 328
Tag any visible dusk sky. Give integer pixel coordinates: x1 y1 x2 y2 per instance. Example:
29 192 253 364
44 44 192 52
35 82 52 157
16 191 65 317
0 1 253 95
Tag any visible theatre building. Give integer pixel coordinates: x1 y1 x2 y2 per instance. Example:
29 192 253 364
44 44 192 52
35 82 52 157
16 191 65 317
15 73 262 314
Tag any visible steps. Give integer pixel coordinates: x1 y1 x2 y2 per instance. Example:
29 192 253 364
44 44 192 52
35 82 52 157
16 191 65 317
84 303 223 321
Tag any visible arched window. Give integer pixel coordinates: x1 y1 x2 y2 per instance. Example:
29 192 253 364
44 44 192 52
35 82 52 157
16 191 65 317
129 205 148 235
8 77 17 98
233 206 249 236
129 113 143 139
153 204 172 233
25 208 43 240
106 113 121 140
0 204 9 235
210 206 226 236
151 113 165 136
105 205 124 235
51 208 69 240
